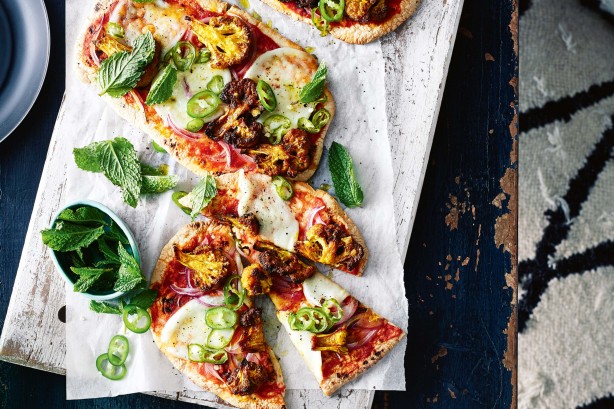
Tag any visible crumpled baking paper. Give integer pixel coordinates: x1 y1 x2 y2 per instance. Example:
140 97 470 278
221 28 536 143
64 0 408 400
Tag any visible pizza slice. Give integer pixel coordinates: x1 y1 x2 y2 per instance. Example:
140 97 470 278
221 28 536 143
183 170 368 276
242 266 405 396
76 0 335 181
150 220 286 408
260 0 421 44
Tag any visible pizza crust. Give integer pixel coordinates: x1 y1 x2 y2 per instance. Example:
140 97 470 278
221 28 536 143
150 221 286 409
258 0 421 44
75 0 334 182
319 330 406 396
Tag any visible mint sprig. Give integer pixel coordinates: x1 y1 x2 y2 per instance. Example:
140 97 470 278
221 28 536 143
190 174 217 220
71 267 113 292
328 142 364 208
98 32 155 97
89 288 158 315
299 63 327 104
73 137 179 207
145 64 177 105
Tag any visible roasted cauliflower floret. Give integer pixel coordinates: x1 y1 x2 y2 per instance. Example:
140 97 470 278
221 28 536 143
238 310 267 353
205 79 265 148
173 245 231 291
254 241 316 283
96 35 131 56
241 264 272 296
220 79 263 115
294 223 365 271
225 360 270 395
312 327 348 353
245 129 314 178
190 16 252 69
345 0 383 21
217 213 260 236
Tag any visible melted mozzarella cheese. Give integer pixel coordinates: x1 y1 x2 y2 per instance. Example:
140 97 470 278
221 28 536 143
237 171 299 251
302 272 350 307
244 48 318 128
160 299 212 360
279 311 323 382
120 2 187 54
153 64 232 129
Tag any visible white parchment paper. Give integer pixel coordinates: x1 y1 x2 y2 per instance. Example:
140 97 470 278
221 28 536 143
65 0 408 400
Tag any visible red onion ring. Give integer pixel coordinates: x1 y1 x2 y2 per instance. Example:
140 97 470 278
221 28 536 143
170 284 204 297
355 316 384 330
235 243 251 261
333 297 359 328
217 140 234 167
204 363 225 382
196 294 225 307
306 206 326 230
347 328 379 350
167 115 204 140
245 352 265 365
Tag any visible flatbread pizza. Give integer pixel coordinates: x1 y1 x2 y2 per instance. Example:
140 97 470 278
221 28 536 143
259 0 421 44
150 220 286 408
76 0 335 181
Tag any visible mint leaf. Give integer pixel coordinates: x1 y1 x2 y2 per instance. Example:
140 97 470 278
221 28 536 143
97 238 122 265
299 63 327 104
190 175 217 220
90 300 122 314
114 244 144 292
328 142 364 208
57 207 108 225
41 222 105 251
97 31 155 97
129 289 158 309
142 174 179 194
107 221 130 244
73 137 142 207
97 137 142 207
74 142 104 172
71 267 112 292
145 65 177 105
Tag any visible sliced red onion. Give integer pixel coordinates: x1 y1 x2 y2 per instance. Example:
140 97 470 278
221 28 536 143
355 316 384 330
333 297 359 328
306 206 326 230
234 251 243 276
217 140 234 167
235 243 251 261
204 363 225 382
129 90 146 116
245 352 265 365
167 114 204 140
347 328 379 350
170 284 205 297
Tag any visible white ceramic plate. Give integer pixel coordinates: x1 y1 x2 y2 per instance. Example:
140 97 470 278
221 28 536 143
0 0 50 142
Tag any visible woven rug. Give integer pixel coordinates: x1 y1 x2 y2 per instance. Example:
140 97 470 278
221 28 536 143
519 0 614 408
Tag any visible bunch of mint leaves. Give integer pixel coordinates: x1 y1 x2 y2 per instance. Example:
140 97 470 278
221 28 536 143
41 206 146 294
73 137 179 207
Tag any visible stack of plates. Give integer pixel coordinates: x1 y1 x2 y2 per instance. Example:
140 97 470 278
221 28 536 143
0 0 50 142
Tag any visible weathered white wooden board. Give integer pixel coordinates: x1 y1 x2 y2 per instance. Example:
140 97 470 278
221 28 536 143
0 0 463 407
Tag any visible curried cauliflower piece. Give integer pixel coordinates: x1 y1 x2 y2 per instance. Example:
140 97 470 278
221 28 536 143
173 245 231 291
345 0 387 22
241 264 272 296
245 129 314 178
190 16 252 69
254 241 316 283
225 360 270 395
217 213 260 236
312 327 348 353
294 223 365 271
205 79 265 148
96 35 131 56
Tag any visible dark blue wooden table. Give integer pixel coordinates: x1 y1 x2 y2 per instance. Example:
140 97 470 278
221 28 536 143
0 0 517 407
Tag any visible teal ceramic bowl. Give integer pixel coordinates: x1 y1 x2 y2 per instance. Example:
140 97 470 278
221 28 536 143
48 200 140 301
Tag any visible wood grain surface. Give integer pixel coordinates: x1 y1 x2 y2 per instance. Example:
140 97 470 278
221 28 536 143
0 0 517 408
